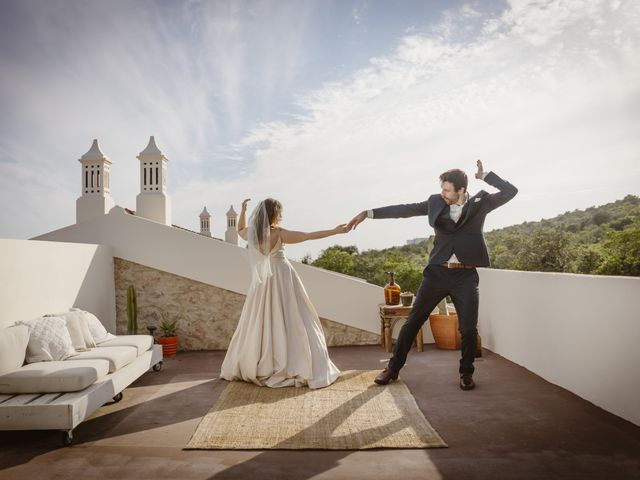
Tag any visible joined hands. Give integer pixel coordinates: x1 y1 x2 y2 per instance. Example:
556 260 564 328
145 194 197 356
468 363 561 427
347 211 367 231
334 224 350 234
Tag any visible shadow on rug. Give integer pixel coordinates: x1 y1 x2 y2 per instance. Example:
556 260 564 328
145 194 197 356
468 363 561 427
185 370 447 450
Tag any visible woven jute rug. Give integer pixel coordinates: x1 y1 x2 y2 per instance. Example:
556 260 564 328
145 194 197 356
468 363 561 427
185 370 447 450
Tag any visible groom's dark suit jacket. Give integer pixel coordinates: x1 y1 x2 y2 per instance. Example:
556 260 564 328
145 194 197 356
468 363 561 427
372 171 518 267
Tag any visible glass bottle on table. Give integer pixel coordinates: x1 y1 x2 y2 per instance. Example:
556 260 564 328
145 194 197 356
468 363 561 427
384 271 401 305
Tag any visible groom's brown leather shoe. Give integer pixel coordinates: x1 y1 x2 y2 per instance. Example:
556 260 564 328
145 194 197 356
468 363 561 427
460 373 475 390
374 368 398 385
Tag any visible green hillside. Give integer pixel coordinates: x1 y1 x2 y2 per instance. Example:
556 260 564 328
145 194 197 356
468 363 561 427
307 195 640 292
486 194 640 276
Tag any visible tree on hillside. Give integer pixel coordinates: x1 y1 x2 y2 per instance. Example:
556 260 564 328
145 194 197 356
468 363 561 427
596 228 640 276
511 228 571 272
311 246 356 274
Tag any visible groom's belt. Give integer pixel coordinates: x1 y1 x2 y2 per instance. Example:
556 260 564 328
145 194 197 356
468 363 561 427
440 261 476 269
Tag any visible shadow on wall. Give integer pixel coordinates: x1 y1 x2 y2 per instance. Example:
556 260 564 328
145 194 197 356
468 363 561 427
72 245 116 333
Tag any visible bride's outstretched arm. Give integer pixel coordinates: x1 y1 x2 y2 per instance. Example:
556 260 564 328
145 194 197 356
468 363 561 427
237 198 250 241
278 224 349 245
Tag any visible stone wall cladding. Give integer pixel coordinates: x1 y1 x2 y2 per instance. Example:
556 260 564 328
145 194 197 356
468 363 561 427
114 257 379 350
320 318 379 346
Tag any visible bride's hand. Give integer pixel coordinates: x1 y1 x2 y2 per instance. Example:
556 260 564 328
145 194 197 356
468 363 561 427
334 224 349 234
241 198 251 211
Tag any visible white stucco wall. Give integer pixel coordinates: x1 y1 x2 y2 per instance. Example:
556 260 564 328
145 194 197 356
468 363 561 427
478 268 640 426
0 239 116 331
33 207 436 341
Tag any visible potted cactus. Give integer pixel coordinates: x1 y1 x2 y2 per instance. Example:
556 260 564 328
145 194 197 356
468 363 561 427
159 315 178 357
126 285 138 335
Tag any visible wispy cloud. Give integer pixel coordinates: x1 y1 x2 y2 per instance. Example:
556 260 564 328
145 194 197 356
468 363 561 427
0 0 318 237
1 0 639 261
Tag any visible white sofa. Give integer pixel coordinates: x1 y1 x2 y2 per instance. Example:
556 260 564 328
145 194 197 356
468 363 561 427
0 312 163 446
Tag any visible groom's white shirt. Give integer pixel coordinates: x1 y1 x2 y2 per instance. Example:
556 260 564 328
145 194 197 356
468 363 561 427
367 172 488 264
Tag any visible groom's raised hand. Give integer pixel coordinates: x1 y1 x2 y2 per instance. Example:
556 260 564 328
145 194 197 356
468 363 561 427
475 160 484 180
347 211 368 231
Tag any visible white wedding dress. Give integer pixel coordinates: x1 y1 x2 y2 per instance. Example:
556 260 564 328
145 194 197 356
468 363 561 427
220 238 340 389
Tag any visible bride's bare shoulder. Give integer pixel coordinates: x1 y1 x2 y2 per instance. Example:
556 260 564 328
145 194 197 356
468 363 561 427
270 226 284 246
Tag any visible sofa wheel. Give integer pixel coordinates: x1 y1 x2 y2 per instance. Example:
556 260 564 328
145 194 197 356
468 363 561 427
153 361 163 372
112 392 123 403
62 430 73 447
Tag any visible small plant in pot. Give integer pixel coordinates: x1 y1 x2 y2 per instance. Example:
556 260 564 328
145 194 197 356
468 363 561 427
400 291 414 307
159 315 179 357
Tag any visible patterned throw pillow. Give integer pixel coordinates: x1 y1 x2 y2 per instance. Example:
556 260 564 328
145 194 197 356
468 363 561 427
16 316 77 362
47 310 97 350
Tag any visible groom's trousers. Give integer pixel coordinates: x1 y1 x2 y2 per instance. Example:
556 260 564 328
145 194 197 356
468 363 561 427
387 264 479 375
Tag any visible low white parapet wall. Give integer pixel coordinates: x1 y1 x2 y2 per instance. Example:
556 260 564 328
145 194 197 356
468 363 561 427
478 268 640 426
0 239 116 331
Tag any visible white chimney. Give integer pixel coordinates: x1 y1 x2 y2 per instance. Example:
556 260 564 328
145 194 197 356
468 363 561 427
76 139 115 223
225 205 238 245
199 206 212 237
135 136 171 225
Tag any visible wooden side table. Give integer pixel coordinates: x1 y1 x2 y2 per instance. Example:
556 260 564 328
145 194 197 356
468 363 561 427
378 304 424 353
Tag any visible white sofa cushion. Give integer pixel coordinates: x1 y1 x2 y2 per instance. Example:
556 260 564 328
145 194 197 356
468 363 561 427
71 309 115 344
66 346 137 373
0 359 109 394
47 310 97 350
97 335 153 356
17 317 76 362
0 325 30 376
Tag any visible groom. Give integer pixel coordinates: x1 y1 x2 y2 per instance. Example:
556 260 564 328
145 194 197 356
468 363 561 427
347 160 517 390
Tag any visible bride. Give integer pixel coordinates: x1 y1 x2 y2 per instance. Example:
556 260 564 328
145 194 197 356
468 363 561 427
220 198 348 389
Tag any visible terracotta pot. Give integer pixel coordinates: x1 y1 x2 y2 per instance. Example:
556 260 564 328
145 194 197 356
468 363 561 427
159 336 178 357
429 314 461 350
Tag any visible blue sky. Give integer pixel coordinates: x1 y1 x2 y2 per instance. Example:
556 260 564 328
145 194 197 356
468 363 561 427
1 0 639 260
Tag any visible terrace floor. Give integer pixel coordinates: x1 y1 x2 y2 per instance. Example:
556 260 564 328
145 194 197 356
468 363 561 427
0 345 638 480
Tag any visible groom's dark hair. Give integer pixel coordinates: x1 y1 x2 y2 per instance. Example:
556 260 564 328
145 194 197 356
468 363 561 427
440 169 468 192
